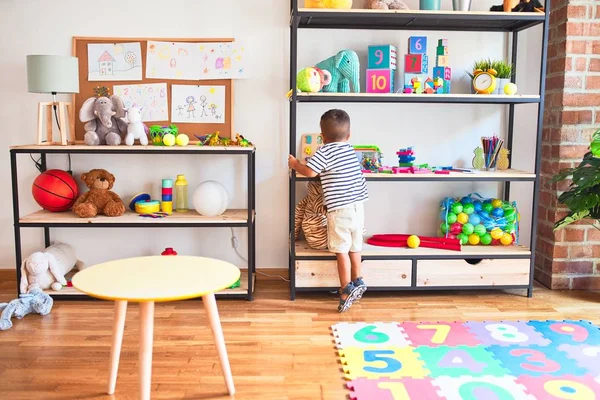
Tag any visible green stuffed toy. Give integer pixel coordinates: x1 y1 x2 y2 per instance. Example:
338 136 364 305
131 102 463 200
297 67 332 93
316 50 360 93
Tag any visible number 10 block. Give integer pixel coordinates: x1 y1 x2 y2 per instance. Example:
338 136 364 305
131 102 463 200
367 69 395 93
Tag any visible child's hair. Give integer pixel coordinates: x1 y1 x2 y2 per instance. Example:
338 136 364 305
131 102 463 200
320 109 350 142
186 96 195 104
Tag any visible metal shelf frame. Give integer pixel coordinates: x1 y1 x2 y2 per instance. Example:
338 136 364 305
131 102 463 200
288 0 550 300
10 146 256 300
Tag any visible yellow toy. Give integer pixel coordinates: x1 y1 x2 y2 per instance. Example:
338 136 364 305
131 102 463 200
504 82 518 95
305 0 352 8
473 68 497 94
497 148 510 170
472 147 485 170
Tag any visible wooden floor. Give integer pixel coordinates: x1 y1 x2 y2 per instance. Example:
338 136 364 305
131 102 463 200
0 271 599 400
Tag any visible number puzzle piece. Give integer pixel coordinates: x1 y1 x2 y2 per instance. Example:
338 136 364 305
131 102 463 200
436 55 449 67
368 45 397 70
436 46 449 56
558 344 600 375
488 344 587 377
347 378 444 400
433 375 534 400
408 36 427 54
415 345 508 378
399 321 481 347
332 322 411 349
367 69 394 93
338 346 428 380
517 374 600 399
300 133 323 164
405 54 424 73
465 321 551 347
528 320 600 345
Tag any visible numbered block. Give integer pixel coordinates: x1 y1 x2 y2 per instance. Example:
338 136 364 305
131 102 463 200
422 54 429 73
367 69 395 93
347 378 445 400
433 67 452 80
444 79 452 94
416 345 508 378
409 36 427 54
436 46 449 56
527 320 600 345
433 375 533 400
368 45 397 70
558 344 600 375
338 346 429 380
400 322 481 347
405 54 425 73
332 322 411 349
488 344 587 377
517 374 600 399
465 321 551 347
436 55 449 67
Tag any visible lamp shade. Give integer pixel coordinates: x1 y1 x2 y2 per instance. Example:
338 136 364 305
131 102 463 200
27 55 79 94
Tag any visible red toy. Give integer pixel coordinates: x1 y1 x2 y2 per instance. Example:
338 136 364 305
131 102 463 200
367 234 462 251
32 169 78 212
161 247 178 255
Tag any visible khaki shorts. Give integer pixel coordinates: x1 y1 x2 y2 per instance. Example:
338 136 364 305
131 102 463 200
327 202 364 253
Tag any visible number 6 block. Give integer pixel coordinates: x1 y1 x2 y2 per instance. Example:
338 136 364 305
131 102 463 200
367 69 395 93
408 36 427 54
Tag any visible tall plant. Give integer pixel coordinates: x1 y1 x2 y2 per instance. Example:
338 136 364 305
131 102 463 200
552 129 600 231
493 60 514 79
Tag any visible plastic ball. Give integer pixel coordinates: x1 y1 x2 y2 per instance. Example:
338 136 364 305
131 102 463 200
447 234 457 240
481 233 493 245
441 197 455 208
463 203 475 215
176 134 190 146
491 227 503 240
163 133 176 146
491 199 503 208
192 180 229 216
468 234 481 245
500 232 514 245
504 82 518 95
456 212 469 224
483 203 494 213
504 223 515 233
474 224 487 236
491 207 505 218
491 239 501 246
440 222 449 234
460 196 471 205
446 212 458 224
450 222 463 235
32 170 79 212
451 203 463 214
504 208 516 222
457 233 469 245
407 235 420 248
473 200 483 212
468 214 481 226
462 223 474 235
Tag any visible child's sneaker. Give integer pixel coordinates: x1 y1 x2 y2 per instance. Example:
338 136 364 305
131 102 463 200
338 282 360 313
353 277 367 300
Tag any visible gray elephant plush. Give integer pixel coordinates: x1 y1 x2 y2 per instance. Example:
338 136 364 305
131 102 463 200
79 95 128 146
316 50 360 93
0 288 53 330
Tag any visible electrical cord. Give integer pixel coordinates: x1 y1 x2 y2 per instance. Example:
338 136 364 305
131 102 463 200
52 102 72 174
229 228 289 282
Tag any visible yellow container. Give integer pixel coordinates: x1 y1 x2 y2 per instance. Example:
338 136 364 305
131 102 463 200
161 201 173 214
175 174 188 212
135 200 160 214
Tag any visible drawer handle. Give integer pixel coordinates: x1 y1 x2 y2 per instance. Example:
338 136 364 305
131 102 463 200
401 274 407 279
465 259 483 265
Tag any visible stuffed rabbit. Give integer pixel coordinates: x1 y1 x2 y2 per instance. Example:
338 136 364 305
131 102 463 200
0 288 53 330
20 243 84 294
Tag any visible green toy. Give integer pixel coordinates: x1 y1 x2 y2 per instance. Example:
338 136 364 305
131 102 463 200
297 67 332 93
149 124 179 146
316 50 360 93
228 278 241 289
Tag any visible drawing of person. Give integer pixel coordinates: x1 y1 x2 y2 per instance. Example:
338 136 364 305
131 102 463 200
209 104 217 116
199 95 209 117
176 105 184 116
186 96 196 118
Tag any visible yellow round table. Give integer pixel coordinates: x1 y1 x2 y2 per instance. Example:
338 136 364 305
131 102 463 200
72 256 240 399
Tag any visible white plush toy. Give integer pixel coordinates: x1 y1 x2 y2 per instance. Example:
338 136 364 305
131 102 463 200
20 243 85 293
122 107 148 146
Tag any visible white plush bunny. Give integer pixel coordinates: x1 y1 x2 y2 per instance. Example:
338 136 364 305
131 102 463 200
20 243 85 293
122 107 148 146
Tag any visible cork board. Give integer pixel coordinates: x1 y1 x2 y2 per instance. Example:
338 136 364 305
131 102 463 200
72 37 235 143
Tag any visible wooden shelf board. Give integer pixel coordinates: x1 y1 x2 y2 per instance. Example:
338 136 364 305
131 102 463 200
296 169 535 181
20 209 251 225
295 240 531 258
45 271 253 297
295 93 540 104
11 144 254 152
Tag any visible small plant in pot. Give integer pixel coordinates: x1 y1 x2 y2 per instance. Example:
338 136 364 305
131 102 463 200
493 60 514 95
552 129 600 231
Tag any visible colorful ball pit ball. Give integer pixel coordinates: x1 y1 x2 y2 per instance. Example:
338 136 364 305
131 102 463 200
491 199 503 208
450 222 463 235
468 234 480 245
474 224 487 236
491 227 503 240
500 232 514 245
440 222 449 234
407 235 420 248
482 202 494 213
473 201 483 212
446 212 458 224
457 233 468 245
468 214 481 226
447 234 457 240
481 233 493 245
462 223 474 235
456 212 469 224
460 196 471 205
451 203 463 214
504 208 516 222
491 207 505 218
462 203 475 215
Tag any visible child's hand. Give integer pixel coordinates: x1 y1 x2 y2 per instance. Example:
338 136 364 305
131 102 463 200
288 154 298 170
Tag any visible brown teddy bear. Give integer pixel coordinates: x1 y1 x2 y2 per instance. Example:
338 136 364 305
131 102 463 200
72 169 125 218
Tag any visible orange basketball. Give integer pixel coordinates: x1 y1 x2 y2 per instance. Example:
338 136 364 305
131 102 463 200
32 170 79 212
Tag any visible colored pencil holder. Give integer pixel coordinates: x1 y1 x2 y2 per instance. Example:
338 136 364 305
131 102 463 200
420 0 441 10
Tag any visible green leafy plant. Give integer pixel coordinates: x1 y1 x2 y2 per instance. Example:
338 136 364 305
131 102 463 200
493 60 515 79
466 59 493 80
552 129 600 231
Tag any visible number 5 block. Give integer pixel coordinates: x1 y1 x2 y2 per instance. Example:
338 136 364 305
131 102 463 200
368 45 397 70
367 69 395 93
405 54 425 73
408 36 427 54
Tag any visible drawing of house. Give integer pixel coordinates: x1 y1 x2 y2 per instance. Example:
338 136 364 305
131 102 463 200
98 51 115 75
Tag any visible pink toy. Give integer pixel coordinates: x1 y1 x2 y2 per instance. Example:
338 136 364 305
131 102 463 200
367 69 394 93
435 170 450 174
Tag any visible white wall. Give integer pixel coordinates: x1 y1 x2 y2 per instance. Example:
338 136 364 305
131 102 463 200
0 0 540 270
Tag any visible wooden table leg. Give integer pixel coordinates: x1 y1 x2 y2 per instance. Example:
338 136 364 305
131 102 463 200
139 302 154 400
203 293 235 395
108 300 127 395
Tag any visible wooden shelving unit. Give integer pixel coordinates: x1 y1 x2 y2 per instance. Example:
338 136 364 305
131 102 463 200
10 144 256 300
288 2 550 299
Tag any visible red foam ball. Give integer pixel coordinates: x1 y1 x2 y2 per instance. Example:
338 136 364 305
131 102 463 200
450 222 463 235
32 170 79 212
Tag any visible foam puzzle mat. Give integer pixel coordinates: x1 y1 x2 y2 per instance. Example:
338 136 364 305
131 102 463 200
332 320 600 399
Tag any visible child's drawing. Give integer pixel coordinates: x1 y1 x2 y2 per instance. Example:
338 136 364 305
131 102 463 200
113 83 168 122
88 42 142 81
171 85 225 124
198 42 247 80
146 41 199 80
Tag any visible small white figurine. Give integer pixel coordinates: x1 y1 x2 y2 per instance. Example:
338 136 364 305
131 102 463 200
122 107 148 146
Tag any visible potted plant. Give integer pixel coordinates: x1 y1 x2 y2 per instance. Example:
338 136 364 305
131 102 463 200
493 60 514 95
552 130 600 231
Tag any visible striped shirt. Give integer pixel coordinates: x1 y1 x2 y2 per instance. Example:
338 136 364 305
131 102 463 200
306 142 368 211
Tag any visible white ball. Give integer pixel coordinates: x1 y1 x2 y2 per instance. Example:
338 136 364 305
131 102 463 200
192 180 229 217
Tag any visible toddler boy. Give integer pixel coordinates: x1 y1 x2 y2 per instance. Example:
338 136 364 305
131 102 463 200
288 109 368 312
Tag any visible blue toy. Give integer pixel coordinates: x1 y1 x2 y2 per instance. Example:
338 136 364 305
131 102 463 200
368 45 397 70
316 50 360 93
408 36 427 54
0 288 53 330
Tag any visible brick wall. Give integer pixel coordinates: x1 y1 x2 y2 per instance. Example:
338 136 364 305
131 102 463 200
535 0 600 289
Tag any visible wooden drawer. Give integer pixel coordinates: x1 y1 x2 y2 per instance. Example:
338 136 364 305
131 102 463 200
296 260 412 288
416 259 530 287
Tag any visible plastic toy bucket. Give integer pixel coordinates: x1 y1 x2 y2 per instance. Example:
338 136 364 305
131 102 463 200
420 0 441 10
